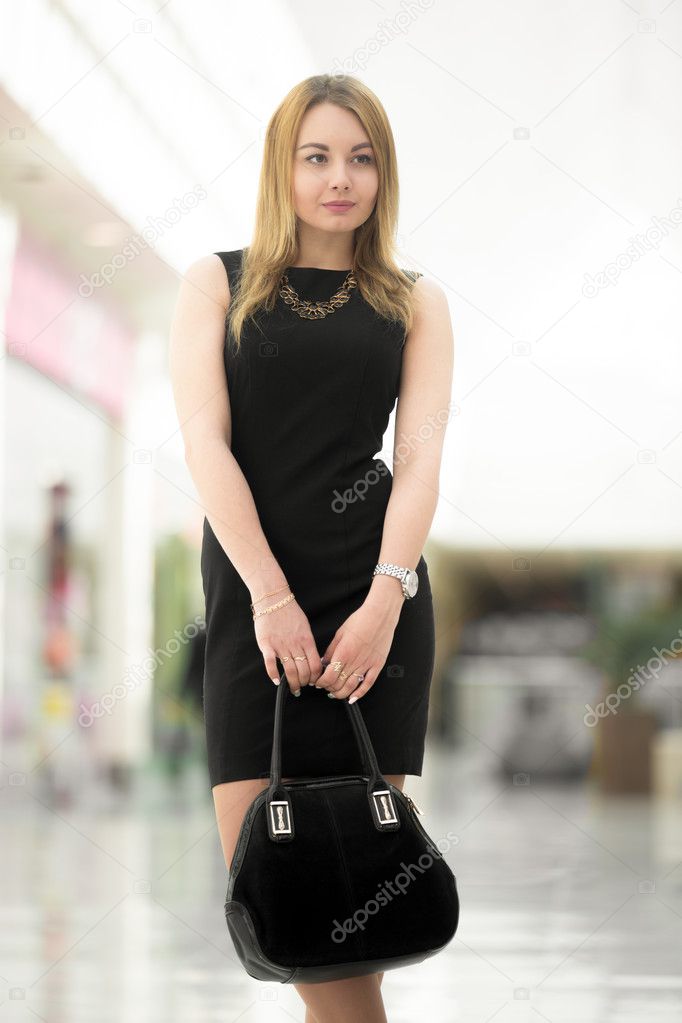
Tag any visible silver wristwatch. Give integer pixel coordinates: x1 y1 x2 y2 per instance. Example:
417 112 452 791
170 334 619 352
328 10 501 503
372 562 419 599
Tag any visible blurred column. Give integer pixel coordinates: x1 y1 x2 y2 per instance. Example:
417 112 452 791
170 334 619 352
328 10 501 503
0 202 20 774
93 330 156 790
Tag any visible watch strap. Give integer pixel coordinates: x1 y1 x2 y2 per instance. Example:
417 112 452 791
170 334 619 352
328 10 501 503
373 562 408 581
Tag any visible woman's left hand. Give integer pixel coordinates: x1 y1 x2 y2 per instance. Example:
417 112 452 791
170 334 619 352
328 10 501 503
314 598 403 703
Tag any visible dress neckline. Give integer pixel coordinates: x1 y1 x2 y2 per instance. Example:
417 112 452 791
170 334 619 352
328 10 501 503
285 266 353 272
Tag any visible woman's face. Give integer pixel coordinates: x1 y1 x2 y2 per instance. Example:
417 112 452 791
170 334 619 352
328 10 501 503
292 102 379 238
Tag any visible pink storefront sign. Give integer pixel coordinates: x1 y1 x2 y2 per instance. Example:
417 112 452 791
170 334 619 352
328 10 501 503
5 231 135 421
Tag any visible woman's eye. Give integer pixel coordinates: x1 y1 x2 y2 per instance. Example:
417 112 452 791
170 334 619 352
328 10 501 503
305 154 374 166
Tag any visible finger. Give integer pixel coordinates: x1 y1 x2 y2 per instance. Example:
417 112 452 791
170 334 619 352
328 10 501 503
325 652 363 695
277 652 302 695
302 640 323 684
346 667 378 703
320 631 341 668
317 654 350 692
312 656 331 688
261 647 281 685
320 644 336 666
312 658 335 689
292 650 311 685
329 664 370 701
314 658 338 689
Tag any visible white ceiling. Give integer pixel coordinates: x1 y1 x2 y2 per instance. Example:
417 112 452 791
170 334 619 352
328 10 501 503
1 0 681 549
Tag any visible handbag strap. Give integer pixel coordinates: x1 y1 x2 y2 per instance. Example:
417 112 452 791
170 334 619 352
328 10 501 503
264 669 402 842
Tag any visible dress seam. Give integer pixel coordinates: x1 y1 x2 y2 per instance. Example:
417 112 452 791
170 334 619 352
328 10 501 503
340 344 372 603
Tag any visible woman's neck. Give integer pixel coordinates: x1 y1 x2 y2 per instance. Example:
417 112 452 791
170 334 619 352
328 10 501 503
292 229 355 271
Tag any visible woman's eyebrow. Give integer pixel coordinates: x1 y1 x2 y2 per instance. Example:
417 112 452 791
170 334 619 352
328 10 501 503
296 142 373 152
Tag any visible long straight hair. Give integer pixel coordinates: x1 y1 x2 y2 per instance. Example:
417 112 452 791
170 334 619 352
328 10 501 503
227 74 420 350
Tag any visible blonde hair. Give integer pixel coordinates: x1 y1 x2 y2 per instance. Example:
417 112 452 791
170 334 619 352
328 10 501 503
226 74 420 350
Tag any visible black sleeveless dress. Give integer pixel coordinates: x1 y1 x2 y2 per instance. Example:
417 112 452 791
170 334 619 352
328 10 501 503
201 248 436 786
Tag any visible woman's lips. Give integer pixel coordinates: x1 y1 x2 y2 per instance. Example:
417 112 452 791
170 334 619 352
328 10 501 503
323 202 355 212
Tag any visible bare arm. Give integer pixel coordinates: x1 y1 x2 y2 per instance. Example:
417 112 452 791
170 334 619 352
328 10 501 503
168 254 289 604
365 276 455 616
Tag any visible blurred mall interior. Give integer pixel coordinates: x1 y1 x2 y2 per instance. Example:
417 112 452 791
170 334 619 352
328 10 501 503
2 2 682 1021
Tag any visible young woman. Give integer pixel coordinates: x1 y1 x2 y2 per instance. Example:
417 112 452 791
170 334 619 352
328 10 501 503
170 73 454 1023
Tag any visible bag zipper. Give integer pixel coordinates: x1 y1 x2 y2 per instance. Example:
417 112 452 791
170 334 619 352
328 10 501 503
227 783 439 900
226 777 362 895
405 794 424 815
396 789 446 860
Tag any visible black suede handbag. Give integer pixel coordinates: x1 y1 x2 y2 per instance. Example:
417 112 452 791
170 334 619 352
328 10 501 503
224 669 460 983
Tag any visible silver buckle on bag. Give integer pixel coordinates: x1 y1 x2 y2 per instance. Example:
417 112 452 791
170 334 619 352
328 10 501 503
268 799 292 835
372 789 398 825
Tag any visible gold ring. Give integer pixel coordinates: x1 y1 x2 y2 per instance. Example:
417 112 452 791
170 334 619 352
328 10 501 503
331 660 343 674
294 656 306 661
281 656 290 662
339 671 348 681
351 672 365 680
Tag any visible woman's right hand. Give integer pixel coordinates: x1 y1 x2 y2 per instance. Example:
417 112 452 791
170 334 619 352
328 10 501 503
253 598 324 696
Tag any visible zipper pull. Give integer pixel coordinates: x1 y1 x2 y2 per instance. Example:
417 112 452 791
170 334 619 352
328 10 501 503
406 794 424 815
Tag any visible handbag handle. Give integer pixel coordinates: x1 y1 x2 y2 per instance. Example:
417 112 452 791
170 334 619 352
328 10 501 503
264 668 402 842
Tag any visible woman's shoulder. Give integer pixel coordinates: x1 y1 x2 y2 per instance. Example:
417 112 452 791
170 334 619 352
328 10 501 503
212 248 246 293
398 267 443 302
177 251 240 314
182 248 246 301
213 247 245 269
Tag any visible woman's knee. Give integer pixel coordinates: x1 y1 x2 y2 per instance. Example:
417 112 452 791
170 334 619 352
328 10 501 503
212 777 269 871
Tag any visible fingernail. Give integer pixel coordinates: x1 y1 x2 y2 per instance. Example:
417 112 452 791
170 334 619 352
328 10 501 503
294 690 301 697
327 692 335 699
272 678 280 685
348 696 358 704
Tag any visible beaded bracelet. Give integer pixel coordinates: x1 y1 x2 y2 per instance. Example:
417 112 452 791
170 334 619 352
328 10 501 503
249 584 289 613
251 592 296 620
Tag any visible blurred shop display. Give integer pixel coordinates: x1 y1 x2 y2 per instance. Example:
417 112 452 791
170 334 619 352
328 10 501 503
440 556 682 797
446 609 598 781
152 533 205 780
652 725 682 799
583 602 682 796
4 228 136 800
7 230 135 421
39 482 79 803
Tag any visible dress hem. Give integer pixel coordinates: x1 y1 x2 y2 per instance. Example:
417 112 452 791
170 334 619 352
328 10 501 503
208 748 425 787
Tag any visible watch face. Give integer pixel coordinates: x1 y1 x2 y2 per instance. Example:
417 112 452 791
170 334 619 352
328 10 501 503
406 570 419 598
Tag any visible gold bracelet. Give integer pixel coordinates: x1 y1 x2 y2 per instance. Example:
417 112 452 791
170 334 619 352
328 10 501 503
252 592 296 619
249 584 289 611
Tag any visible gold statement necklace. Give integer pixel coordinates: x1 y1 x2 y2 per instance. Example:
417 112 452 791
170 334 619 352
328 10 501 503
278 269 357 320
